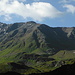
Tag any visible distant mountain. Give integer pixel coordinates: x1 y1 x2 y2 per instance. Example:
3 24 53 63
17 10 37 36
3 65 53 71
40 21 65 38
0 21 75 74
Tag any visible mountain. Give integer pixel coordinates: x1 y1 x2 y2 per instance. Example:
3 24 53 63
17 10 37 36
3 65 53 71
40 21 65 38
0 21 75 74
1 21 75 54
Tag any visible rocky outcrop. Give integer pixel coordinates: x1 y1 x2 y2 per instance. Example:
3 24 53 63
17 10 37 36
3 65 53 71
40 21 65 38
30 63 75 75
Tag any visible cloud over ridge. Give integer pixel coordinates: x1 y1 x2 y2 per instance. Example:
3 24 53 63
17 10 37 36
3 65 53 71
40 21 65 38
0 0 63 21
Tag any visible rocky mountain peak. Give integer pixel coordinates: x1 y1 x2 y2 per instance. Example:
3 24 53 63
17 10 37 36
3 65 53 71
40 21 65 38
62 27 75 33
26 21 36 24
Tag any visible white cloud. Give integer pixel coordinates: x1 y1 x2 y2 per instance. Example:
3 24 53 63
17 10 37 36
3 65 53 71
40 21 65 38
59 0 69 3
4 14 12 21
63 4 75 14
59 0 75 4
0 0 63 21
18 0 26 2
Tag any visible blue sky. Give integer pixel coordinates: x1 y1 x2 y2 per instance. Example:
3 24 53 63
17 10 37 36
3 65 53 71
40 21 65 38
0 0 75 27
